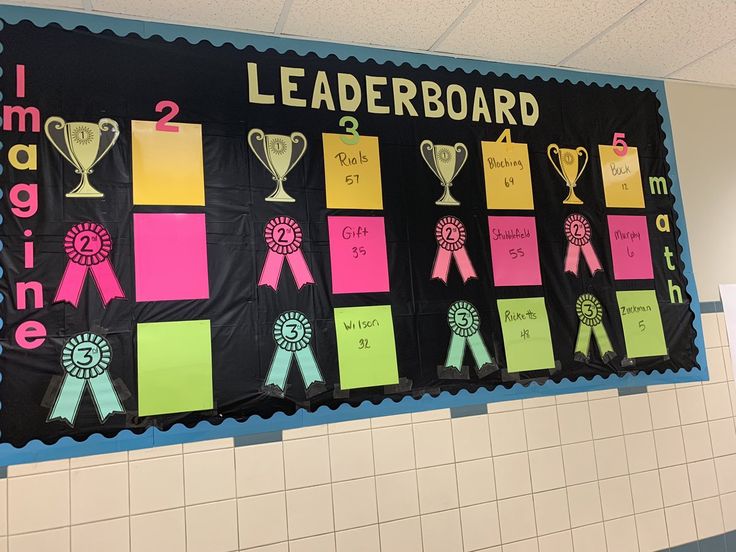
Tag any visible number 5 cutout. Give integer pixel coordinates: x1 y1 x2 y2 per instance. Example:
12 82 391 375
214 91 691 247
612 132 627 157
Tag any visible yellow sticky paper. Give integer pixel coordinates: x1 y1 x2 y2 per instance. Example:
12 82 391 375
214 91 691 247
323 133 383 210
132 120 205 206
481 140 534 210
598 145 644 208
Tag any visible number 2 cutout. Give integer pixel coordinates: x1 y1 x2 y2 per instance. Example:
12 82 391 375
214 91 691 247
155 100 180 132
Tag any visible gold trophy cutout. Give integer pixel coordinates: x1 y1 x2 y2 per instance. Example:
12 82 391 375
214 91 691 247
420 140 468 207
547 144 589 205
44 117 120 198
247 129 307 203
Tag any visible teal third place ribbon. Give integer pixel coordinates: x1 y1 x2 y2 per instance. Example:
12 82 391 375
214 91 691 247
49 332 124 425
264 311 325 398
444 301 496 377
574 294 616 362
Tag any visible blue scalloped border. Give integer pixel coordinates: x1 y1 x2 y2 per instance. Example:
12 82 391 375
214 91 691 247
0 5 707 464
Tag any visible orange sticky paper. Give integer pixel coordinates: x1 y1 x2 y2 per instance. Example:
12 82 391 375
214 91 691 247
323 133 383 210
598 145 644 208
481 140 534 210
132 120 205 206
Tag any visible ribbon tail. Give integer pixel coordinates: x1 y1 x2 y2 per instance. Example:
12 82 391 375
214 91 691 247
88 371 124 422
574 324 592 356
258 251 285 289
444 335 466 371
295 347 324 387
466 332 494 370
592 323 615 357
453 247 477 283
564 244 580 275
581 243 603 274
286 251 315 289
90 260 125 307
48 375 86 425
54 262 88 307
431 247 451 282
265 347 292 389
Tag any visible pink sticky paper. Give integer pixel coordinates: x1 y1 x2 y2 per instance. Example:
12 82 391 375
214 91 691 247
488 216 542 287
328 216 390 294
134 213 210 301
607 215 654 280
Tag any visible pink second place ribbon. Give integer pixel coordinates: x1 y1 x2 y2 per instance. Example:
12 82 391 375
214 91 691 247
259 216 315 290
564 213 603 276
431 216 477 283
54 222 125 307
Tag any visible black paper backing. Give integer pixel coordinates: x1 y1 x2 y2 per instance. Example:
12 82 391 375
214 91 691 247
0 21 697 447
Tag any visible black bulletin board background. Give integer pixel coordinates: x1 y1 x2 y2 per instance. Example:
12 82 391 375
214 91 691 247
0 21 697 447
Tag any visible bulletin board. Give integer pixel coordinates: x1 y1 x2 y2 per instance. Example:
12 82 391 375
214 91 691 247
0 6 706 464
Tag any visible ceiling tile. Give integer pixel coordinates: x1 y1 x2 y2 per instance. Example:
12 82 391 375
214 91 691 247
669 40 736 86
282 0 472 51
436 0 643 65
563 0 736 77
90 0 285 33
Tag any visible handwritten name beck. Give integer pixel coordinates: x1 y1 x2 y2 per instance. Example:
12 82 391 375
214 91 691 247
608 162 631 177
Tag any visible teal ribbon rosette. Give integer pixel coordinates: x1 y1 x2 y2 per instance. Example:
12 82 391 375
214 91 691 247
49 332 124 425
574 293 616 363
443 300 496 377
264 311 324 397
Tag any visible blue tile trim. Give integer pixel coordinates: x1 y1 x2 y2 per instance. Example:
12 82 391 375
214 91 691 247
669 543 700 552
0 5 708 465
701 301 724 313
618 386 648 396
700 535 727 552
233 431 283 447
450 404 488 418
660 532 736 552
725 530 736 551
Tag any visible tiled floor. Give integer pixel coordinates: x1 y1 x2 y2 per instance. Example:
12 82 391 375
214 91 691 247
1 311 735 551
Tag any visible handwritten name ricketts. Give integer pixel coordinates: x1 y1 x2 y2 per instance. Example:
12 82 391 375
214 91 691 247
504 310 538 322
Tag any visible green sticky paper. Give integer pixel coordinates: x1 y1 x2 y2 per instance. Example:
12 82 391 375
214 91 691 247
334 305 399 390
617 290 667 358
497 297 555 373
137 319 214 416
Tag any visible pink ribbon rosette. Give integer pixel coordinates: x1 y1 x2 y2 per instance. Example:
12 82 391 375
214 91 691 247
431 216 477 283
258 216 315 290
54 222 125 307
564 213 602 276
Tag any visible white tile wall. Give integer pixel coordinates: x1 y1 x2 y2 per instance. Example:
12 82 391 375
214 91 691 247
3 311 734 551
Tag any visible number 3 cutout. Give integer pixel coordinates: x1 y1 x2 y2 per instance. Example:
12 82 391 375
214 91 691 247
155 100 180 132
339 116 359 145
